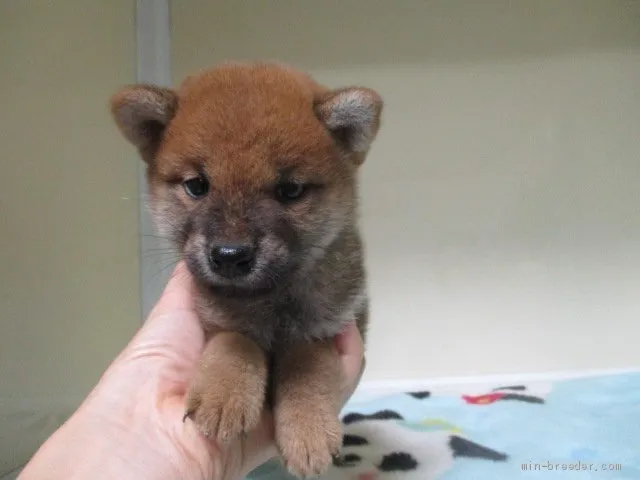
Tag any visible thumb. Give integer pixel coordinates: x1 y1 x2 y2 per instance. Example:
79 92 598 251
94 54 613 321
119 262 204 367
147 261 197 318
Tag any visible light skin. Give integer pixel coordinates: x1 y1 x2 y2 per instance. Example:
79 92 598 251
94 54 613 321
19 262 365 480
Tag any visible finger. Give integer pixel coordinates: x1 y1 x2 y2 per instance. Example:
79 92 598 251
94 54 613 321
148 261 196 317
237 410 278 477
120 262 205 366
335 322 365 381
335 322 366 404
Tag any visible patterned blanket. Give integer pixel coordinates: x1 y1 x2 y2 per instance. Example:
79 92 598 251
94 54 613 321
247 372 640 479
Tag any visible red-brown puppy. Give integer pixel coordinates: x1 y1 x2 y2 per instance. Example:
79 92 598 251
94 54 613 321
110 62 383 477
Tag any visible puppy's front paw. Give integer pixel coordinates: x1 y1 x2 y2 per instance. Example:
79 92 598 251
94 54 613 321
184 376 264 442
183 333 267 443
275 407 342 478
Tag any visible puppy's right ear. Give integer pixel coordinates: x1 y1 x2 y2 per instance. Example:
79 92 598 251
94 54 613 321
110 85 178 164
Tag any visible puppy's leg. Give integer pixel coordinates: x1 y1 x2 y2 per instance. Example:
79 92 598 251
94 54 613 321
273 341 344 478
184 331 268 443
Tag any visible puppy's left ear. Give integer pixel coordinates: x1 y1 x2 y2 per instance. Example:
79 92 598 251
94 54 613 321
315 87 383 161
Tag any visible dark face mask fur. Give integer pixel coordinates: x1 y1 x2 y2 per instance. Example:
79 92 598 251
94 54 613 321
110 62 383 478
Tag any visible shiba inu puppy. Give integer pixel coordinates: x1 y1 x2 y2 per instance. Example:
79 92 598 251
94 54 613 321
110 62 383 477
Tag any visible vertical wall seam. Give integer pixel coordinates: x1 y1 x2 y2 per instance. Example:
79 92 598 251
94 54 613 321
134 0 172 322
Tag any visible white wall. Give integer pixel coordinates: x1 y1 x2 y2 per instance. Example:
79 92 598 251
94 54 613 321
169 0 640 382
0 1 139 473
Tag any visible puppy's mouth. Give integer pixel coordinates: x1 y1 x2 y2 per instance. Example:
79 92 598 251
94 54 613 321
204 282 278 299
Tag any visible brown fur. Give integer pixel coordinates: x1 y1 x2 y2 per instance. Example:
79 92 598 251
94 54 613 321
110 62 383 477
184 331 268 442
273 340 344 476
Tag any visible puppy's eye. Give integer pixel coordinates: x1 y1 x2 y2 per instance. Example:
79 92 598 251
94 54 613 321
276 182 306 202
183 176 209 199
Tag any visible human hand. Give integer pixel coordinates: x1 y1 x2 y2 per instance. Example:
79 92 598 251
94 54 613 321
20 262 366 480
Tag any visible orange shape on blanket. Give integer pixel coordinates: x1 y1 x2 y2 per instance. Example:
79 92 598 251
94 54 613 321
462 392 505 404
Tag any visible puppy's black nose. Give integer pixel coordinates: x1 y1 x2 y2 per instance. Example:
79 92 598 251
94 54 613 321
209 244 255 278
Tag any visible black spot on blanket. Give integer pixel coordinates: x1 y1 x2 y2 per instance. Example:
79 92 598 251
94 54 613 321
407 391 431 399
343 434 369 446
493 384 526 391
378 452 419 472
449 435 508 461
500 393 544 404
342 409 404 425
333 453 362 467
